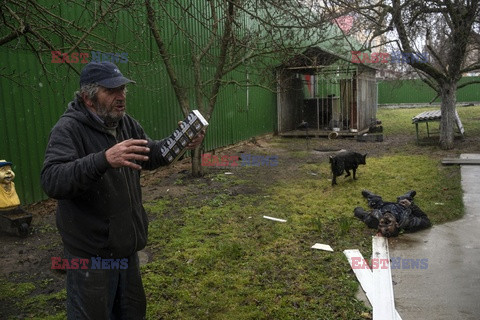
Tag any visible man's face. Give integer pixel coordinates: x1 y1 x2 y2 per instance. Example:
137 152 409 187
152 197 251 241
378 212 399 237
91 85 127 124
0 165 15 185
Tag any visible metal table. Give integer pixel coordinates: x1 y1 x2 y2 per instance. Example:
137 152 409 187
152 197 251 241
412 109 464 142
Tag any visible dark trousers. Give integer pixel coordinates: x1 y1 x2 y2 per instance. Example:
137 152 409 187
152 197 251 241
64 249 146 320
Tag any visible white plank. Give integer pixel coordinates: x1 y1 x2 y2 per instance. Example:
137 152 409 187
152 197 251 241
311 243 333 252
343 249 374 297
262 215 287 222
455 109 465 135
372 236 396 320
343 249 403 320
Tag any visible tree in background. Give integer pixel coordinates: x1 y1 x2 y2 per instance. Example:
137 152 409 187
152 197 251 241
144 0 342 175
325 0 480 149
1 0 345 177
0 0 134 82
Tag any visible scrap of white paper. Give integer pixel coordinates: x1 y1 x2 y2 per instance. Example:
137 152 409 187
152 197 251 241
311 243 334 252
262 215 287 222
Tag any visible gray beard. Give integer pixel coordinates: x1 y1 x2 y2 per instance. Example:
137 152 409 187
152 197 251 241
94 103 124 128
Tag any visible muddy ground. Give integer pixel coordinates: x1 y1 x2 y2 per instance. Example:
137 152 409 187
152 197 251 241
0 131 477 318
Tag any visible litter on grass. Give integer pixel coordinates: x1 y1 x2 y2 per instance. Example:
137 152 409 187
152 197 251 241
263 215 287 223
311 243 334 252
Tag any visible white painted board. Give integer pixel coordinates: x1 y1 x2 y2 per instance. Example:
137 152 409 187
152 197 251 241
343 248 403 320
311 243 333 252
372 236 396 320
262 215 287 222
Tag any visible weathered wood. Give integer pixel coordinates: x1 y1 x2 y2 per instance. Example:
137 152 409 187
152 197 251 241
442 158 480 165
372 236 396 320
343 249 403 320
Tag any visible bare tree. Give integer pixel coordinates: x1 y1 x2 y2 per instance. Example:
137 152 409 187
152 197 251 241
325 0 480 149
0 0 135 85
145 0 337 175
2 0 341 176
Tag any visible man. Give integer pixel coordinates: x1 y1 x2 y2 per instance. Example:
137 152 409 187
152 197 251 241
41 61 204 319
354 190 431 237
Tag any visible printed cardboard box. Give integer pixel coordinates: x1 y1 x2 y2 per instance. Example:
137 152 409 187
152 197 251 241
160 110 208 164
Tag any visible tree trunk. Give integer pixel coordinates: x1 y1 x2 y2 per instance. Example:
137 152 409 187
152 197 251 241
191 145 203 177
439 81 457 150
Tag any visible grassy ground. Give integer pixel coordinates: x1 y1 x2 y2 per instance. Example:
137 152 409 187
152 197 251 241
1 105 479 319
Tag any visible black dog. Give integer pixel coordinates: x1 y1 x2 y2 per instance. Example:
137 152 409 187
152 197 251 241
329 152 367 185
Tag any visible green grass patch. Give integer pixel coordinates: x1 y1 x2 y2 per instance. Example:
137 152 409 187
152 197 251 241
0 279 66 319
457 105 480 137
143 150 463 319
377 107 435 136
294 153 463 224
378 105 480 137
0 280 36 299
4 106 477 319
143 192 370 319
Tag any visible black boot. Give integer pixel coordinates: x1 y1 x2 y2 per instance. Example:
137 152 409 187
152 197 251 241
354 207 369 220
361 189 376 198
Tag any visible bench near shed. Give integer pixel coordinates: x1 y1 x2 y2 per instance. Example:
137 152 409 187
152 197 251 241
411 109 464 143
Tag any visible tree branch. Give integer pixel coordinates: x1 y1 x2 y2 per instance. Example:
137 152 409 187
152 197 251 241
145 0 190 116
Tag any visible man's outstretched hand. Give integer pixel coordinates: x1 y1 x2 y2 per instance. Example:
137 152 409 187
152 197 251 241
105 139 150 170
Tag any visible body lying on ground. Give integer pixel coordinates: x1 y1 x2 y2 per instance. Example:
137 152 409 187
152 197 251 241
354 190 431 237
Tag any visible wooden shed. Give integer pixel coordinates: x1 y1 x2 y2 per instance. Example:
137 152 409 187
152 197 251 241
276 47 378 137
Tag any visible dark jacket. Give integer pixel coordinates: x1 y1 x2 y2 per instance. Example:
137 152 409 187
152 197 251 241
41 96 168 258
355 190 431 232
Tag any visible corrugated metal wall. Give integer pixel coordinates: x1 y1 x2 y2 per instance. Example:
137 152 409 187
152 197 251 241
378 77 480 104
0 3 276 205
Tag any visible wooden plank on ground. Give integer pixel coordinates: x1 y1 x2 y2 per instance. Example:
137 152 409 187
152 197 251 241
455 110 465 135
262 215 287 222
311 243 334 252
372 236 396 320
343 249 403 320
343 249 374 300
442 158 480 165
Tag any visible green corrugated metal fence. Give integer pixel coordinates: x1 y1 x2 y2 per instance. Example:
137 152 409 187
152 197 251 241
0 3 277 205
378 77 480 104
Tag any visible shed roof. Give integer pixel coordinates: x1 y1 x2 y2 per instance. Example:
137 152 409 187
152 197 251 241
280 46 377 73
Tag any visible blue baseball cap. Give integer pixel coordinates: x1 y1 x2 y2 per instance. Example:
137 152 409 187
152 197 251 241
80 62 135 88
0 160 13 168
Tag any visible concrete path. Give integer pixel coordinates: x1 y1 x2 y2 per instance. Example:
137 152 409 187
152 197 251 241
389 154 480 320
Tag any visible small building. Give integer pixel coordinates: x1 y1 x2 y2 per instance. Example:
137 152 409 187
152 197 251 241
276 47 378 137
